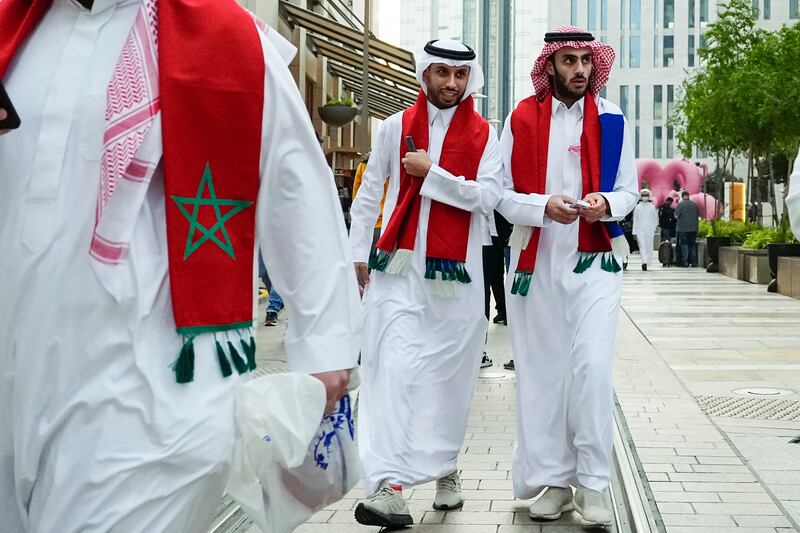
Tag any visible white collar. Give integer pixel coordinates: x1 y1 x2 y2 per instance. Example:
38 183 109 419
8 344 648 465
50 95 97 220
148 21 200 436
427 101 458 129
68 0 131 14
552 95 585 118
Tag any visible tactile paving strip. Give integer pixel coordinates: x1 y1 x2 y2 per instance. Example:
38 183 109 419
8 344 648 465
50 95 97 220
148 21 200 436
696 395 800 421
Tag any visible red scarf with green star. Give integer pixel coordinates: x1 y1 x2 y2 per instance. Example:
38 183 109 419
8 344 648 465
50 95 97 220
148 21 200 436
1 0 265 383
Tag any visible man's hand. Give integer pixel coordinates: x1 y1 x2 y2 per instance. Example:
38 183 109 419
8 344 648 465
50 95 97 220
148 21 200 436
311 369 352 415
354 262 369 295
401 149 433 178
0 109 10 136
580 193 610 223
545 195 580 224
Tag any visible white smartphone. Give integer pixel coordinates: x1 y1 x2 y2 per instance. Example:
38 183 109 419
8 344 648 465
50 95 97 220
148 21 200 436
569 200 591 209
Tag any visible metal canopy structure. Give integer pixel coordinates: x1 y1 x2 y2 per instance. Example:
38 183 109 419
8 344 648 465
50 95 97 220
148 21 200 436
279 1 418 119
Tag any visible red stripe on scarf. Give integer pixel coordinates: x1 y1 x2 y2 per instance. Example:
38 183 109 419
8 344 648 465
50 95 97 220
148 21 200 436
511 92 611 276
375 91 488 264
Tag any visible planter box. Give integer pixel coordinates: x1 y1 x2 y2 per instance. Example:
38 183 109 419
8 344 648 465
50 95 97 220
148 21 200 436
746 253 770 284
719 246 767 281
768 243 800 293
697 240 710 268
777 257 800 299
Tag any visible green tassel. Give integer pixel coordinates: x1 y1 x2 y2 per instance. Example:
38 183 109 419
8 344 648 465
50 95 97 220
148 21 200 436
228 340 249 374
368 248 393 272
216 340 233 378
573 252 598 274
603 252 622 273
175 337 195 384
511 271 532 296
241 336 257 371
425 258 471 284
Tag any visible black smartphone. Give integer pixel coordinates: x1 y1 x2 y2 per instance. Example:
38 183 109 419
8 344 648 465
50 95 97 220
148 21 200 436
0 81 21 130
404 135 416 153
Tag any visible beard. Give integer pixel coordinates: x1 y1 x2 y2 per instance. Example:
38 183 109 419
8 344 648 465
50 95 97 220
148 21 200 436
425 83 465 109
552 69 588 102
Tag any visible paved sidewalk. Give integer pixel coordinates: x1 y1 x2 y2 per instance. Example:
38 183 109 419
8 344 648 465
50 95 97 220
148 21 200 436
243 256 800 533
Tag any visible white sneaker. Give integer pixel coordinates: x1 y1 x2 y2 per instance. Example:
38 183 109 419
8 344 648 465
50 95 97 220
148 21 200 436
354 483 413 527
574 485 613 528
529 486 573 520
433 470 464 510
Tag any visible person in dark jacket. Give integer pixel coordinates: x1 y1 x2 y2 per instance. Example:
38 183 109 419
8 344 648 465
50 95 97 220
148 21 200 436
674 191 700 267
658 197 677 241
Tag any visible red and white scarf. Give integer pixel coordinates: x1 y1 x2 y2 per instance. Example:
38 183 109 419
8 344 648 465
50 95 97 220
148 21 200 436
369 91 489 296
1 0 270 383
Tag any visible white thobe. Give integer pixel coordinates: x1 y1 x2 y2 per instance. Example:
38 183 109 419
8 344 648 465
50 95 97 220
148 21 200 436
0 2 361 532
349 101 503 494
633 202 658 265
497 97 638 497
788 147 800 241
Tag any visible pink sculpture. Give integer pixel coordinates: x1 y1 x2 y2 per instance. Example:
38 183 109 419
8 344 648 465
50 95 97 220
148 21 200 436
635 158 719 219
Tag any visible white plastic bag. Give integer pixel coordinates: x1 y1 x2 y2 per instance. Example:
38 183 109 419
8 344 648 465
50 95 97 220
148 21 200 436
227 373 361 533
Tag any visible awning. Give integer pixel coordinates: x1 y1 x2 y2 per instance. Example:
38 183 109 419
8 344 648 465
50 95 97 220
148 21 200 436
279 1 418 117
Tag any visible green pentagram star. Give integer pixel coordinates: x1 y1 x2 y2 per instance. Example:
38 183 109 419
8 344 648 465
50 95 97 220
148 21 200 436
171 163 253 260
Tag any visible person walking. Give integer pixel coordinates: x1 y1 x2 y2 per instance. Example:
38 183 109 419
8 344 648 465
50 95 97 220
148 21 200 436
658 196 677 242
633 189 658 270
348 38 502 528
675 190 700 267
0 2 360 531
498 26 637 528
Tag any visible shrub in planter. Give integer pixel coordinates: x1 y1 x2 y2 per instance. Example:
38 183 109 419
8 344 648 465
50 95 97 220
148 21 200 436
318 97 358 127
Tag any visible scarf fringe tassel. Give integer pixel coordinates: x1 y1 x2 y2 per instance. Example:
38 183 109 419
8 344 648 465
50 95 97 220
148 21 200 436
175 328 256 383
511 271 533 296
368 248 394 272
424 257 470 299
573 251 622 274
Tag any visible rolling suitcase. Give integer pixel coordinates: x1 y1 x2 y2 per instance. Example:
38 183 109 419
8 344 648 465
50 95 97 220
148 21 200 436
658 239 674 266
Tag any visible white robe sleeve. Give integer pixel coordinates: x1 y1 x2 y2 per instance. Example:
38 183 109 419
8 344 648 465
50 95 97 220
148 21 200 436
787 147 800 241
348 117 395 264
599 116 639 222
496 115 551 227
419 126 503 216
255 32 361 375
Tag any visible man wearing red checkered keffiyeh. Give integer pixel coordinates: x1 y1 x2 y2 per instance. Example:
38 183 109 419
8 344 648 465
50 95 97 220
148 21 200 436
496 26 639 528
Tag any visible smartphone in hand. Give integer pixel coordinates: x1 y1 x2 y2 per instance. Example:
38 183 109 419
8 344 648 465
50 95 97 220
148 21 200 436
404 135 416 153
569 199 591 210
0 81 21 130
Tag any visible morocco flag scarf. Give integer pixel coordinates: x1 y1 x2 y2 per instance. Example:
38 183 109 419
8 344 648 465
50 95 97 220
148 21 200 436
1 0 266 383
509 91 626 297
369 90 489 297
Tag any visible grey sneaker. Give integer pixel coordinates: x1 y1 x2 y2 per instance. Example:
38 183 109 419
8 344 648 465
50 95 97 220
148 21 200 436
433 470 464 510
574 485 612 528
354 484 413 527
480 352 493 368
529 486 573 520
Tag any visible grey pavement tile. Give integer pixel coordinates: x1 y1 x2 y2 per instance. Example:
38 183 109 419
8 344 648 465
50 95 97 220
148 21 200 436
733 515 794 527
442 511 514 524
661 513 737 526
681 482 765 493
692 502 784 516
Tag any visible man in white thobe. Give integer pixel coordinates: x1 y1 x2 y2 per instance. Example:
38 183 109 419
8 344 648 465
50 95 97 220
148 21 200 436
633 189 658 270
348 39 502 528
0 1 360 532
787 147 800 240
498 26 637 528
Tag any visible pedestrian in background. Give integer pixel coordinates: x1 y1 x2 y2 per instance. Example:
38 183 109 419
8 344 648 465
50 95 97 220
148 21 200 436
675 190 700 267
633 189 658 271
658 196 677 241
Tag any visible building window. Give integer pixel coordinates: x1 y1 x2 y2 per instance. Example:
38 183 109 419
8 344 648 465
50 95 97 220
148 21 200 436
631 0 641 29
764 0 771 18
654 85 663 121
689 0 696 27
635 125 641 157
667 126 674 158
791 0 800 18
601 0 608 30
654 34 661 67
654 0 661 28
667 84 674 119
588 0 598 30
700 0 709 24
620 85 630 117
635 85 641 120
663 35 674 67
688 35 695 67
664 0 674 28
572 0 579 25
630 35 641 67
654 126 663 158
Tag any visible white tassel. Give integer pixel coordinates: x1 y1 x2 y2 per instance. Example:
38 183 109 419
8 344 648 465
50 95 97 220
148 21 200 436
510 225 533 251
385 249 413 276
428 272 462 299
611 235 630 265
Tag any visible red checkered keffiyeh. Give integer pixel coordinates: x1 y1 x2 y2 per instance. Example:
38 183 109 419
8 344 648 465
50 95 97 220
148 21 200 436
530 25 616 100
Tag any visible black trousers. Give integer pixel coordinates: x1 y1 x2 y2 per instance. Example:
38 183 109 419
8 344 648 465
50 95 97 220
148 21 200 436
483 236 507 321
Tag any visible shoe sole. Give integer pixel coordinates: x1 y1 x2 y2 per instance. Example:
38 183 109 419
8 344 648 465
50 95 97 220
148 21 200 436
432 500 464 511
529 502 573 521
480 363 492 368
354 503 413 527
